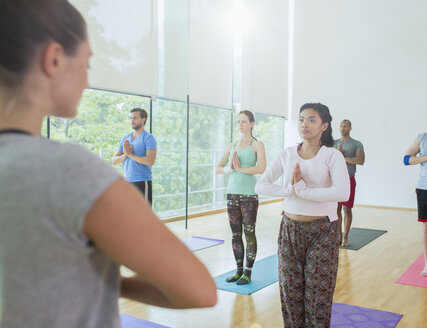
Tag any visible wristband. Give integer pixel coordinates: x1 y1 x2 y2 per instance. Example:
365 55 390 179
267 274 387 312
403 155 411 166
223 166 233 174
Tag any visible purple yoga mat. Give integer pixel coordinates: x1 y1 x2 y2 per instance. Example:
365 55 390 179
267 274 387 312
331 303 403 328
182 236 224 252
120 315 170 328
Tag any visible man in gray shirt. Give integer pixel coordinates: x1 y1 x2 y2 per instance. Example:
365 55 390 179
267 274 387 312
335 119 365 247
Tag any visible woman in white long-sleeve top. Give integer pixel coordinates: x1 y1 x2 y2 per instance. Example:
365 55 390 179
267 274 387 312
255 103 349 328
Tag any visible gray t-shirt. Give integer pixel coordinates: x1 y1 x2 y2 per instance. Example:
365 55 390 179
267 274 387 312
417 133 427 190
334 137 364 177
0 134 121 328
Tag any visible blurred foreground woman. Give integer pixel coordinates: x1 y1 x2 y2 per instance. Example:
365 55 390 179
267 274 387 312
0 1 216 327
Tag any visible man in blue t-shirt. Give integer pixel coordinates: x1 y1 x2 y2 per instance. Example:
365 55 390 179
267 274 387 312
113 108 157 205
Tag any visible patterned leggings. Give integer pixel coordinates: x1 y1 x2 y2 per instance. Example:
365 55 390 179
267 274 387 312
226 194 259 269
278 214 339 328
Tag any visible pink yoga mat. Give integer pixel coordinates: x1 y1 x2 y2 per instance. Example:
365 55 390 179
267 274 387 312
396 253 427 288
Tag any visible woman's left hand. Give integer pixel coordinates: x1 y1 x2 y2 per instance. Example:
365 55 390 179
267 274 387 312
292 163 302 184
232 152 241 171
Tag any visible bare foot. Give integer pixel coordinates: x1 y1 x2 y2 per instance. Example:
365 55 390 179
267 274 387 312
342 239 350 247
421 266 427 276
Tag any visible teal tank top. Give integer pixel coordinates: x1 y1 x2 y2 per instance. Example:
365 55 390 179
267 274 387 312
227 139 257 195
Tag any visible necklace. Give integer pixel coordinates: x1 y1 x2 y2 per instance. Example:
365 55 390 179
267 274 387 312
0 129 31 136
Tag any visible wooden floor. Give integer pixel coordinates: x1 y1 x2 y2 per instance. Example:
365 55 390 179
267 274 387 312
119 202 427 328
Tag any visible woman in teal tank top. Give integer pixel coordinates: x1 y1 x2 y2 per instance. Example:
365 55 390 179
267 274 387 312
216 110 266 285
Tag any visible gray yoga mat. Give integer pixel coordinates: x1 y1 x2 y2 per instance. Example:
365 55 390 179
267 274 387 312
339 227 387 250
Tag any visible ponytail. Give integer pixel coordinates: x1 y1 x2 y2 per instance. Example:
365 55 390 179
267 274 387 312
320 122 334 147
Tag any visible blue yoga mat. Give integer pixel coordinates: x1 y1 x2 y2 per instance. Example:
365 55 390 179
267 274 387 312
120 315 170 328
214 254 278 295
182 236 224 252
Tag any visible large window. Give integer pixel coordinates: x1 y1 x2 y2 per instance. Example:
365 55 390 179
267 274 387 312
62 0 288 222
254 112 285 199
254 112 285 166
188 104 232 214
151 99 187 218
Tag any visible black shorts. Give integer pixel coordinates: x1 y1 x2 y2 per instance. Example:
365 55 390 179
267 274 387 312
132 180 152 206
416 188 427 222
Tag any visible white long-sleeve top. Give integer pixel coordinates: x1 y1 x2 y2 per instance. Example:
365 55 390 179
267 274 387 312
255 145 350 221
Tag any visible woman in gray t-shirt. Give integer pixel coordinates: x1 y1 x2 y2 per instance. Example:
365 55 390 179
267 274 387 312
404 133 427 276
0 1 216 327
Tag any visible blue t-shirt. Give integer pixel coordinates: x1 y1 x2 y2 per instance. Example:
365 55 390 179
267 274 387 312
118 131 157 182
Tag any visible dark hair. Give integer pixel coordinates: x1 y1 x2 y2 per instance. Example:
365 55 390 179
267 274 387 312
238 110 257 140
0 0 87 88
342 119 352 127
130 108 148 124
299 103 334 147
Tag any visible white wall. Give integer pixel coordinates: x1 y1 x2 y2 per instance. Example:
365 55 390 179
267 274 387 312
291 0 427 208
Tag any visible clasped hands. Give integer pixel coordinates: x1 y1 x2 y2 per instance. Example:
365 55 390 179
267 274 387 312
123 140 134 157
291 163 303 185
230 152 240 171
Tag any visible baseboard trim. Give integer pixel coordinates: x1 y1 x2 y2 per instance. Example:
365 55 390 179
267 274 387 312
162 198 283 223
355 204 417 212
